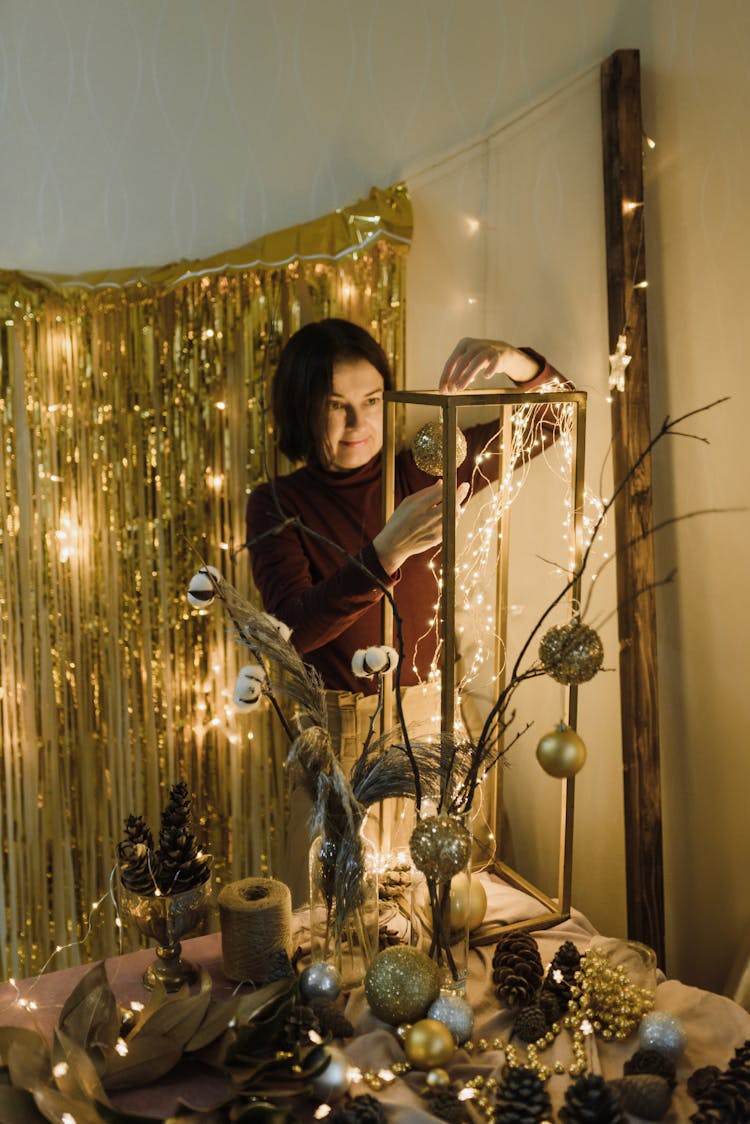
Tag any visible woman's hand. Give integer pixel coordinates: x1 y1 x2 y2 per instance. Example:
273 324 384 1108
373 480 470 575
439 338 540 392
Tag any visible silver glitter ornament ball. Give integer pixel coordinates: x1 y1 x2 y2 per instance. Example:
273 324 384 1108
409 815 472 881
427 994 475 1044
412 421 467 477
538 619 604 685
638 1011 688 1059
299 961 342 1002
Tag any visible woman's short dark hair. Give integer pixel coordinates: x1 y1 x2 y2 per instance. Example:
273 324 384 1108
272 318 393 463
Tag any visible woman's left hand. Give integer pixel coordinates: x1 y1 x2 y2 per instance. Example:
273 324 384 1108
439 337 540 392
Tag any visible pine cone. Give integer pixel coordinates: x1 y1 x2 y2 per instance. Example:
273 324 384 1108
310 997 354 1039
329 1093 386 1123
687 1065 721 1102
424 1088 470 1123
156 780 210 892
513 1005 548 1044
378 926 403 950
263 948 296 983
689 1039 750 1123
118 843 155 895
494 1065 552 1123
551 939 581 975
493 955 544 1008
609 1074 672 1120
281 1004 321 1049
492 932 540 968
122 814 154 850
559 1073 627 1123
624 1047 677 1086
537 987 562 1027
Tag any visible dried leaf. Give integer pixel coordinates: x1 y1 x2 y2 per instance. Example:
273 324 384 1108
234 979 296 1025
0 1084 47 1123
129 969 212 1049
58 962 119 1052
0 1027 48 1068
94 1101 171 1122
233 1105 300 1123
52 1029 109 1103
184 996 239 1053
101 1032 183 1091
31 1084 104 1124
6 1039 50 1092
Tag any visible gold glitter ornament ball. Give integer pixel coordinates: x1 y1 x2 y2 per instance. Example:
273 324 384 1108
411 421 467 476
538 620 604 685
410 815 472 881
536 723 588 778
364 946 442 1025
403 1018 457 1069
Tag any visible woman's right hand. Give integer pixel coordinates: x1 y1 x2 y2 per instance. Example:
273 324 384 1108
373 480 470 575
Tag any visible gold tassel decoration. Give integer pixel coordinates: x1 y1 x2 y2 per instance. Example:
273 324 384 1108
0 185 410 976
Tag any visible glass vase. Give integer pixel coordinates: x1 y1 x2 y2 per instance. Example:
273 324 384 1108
411 813 471 996
308 829 379 989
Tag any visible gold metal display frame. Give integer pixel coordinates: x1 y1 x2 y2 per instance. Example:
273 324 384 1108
381 386 587 941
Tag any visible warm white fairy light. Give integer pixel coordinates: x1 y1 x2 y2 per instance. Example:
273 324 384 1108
314 1107 332 1120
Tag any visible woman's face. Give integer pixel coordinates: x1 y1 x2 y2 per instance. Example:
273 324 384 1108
323 358 384 471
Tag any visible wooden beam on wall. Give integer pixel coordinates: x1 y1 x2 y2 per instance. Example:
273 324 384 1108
600 49 666 967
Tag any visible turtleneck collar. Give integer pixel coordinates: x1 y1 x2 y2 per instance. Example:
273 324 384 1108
303 451 383 488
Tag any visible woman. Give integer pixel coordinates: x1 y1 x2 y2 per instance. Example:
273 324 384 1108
246 319 567 896
246 319 565 702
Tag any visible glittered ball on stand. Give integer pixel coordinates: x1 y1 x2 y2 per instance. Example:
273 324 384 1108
310 1044 351 1102
638 1011 688 1059
409 815 472 881
536 723 588 778
538 620 604 685
403 1018 457 1069
411 420 467 476
300 961 342 1002
427 994 475 1044
364 946 441 1025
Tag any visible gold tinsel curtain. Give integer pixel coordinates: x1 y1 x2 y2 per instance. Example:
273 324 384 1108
0 185 411 978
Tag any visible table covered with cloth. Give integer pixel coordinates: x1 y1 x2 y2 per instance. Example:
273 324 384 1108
0 873 748 1122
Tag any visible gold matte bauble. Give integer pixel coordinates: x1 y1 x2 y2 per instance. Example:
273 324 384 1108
409 815 472 881
536 723 587 778
411 420 467 476
468 875 488 930
364 946 442 1025
403 1018 457 1069
538 620 604 685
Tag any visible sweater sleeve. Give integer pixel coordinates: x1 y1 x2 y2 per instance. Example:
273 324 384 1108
245 484 397 655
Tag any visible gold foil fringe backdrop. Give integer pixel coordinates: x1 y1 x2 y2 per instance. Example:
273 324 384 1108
0 185 411 978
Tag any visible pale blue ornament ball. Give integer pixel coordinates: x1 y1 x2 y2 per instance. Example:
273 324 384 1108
310 1044 351 1102
638 1010 687 1058
300 961 342 1002
426 994 475 1044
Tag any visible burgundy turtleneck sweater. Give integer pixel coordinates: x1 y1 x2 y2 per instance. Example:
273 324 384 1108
246 355 567 693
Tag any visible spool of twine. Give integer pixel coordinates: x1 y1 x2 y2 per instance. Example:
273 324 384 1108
218 877 292 983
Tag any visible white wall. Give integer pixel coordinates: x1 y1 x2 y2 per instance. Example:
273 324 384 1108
2 0 749 995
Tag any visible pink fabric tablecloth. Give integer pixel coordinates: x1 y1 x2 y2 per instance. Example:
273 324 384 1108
1 873 748 1122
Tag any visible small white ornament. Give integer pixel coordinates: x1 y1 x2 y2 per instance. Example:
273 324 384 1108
232 664 266 711
262 612 292 642
187 565 222 608
351 645 400 678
